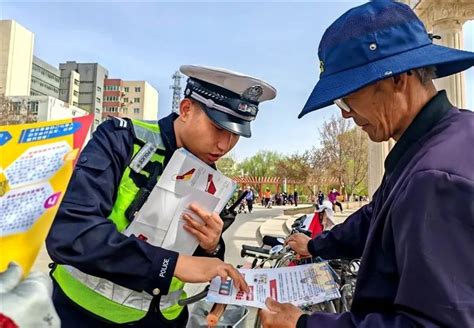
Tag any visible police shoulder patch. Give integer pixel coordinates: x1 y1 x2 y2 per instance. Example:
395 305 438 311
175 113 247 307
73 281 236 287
108 116 130 130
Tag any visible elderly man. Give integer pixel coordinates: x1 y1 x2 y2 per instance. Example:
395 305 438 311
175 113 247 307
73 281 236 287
260 1 474 327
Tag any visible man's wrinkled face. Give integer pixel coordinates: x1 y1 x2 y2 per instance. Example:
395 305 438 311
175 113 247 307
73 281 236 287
338 79 405 142
180 100 239 164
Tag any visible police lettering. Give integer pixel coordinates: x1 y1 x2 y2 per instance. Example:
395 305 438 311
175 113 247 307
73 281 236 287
159 258 170 278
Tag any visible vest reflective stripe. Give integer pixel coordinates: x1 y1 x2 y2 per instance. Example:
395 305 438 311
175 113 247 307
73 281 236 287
53 265 149 324
132 120 164 146
108 143 154 231
53 119 186 324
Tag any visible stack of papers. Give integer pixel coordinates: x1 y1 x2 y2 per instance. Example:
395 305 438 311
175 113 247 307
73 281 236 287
123 148 237 255
206 262 340 309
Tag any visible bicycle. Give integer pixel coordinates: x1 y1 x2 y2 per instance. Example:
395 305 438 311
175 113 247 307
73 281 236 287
240 221 359 327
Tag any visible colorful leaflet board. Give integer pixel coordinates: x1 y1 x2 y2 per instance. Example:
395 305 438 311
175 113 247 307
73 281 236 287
0 115 93 275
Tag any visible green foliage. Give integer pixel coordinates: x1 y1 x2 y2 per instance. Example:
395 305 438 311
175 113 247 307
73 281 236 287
237 150 283 177
216 154 240 177
226 116 368 200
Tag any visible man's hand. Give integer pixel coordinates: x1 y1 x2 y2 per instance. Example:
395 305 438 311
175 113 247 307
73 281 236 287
174 255 249 293
285 233 312 257
182 203 223 252
259 297 304 328
0 262 60 328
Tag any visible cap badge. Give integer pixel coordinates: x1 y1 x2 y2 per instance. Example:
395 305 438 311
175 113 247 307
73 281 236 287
242 85 263 102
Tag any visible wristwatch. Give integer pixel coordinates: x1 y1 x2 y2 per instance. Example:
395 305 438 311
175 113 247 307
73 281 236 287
206 243 221 256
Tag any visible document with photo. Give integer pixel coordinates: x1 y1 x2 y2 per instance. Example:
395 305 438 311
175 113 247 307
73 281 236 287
206 262 340 309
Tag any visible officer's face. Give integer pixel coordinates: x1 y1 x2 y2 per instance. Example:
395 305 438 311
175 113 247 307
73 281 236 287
177 99 239 164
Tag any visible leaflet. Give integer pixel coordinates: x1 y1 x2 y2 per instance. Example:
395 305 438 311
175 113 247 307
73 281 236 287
123 148 237 255
206 262 340 309
0 115 93 275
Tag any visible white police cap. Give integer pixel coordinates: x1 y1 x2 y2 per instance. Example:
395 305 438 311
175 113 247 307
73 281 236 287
180 65 276 138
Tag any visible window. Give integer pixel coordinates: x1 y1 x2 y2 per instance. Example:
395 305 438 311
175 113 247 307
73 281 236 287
95 108 101 114
97 86 102 92
106 85 120 91
123 108 128 114
123 98 128 103
135 87 141 92
74 79 79 86
124 87 129 92
73 90 78 97
105 96 119 101
134 97 140 103
29 101 39 114
73 101 78 106
96 97 101 103
134 108 140 114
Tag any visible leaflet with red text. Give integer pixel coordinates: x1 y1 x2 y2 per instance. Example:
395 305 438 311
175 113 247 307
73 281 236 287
206 262 340 309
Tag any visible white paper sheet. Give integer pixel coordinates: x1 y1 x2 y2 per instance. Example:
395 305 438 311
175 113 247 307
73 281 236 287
206 262 340 309
123 148 236 255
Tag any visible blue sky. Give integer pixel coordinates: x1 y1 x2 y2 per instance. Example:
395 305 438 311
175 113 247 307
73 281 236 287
2 1 473 161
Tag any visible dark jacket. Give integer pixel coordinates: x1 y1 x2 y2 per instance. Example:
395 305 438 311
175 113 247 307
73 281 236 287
301 91 474 327
46 113 225 298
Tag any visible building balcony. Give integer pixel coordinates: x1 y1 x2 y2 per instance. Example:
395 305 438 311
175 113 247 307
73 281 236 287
102 111 125 119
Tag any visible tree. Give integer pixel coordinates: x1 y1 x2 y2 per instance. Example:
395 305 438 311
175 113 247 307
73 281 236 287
318 116 353 188
238 150 282 177
216 154 240 177
308 116 368 199
306 147 338 192
275 153 312 193
338 127 368 198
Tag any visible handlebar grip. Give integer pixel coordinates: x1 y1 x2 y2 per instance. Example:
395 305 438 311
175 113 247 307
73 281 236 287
292 227 311 237
207 303 227 327
177 286 209 306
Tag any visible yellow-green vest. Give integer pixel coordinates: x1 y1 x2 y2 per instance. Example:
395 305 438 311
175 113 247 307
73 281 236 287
52 119 187 324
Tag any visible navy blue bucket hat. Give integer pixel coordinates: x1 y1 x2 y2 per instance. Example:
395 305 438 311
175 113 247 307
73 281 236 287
299 0 474 118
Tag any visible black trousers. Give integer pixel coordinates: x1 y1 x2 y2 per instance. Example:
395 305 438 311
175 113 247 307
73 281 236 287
333 201 343 212
246 200 253 212
52 281 189 328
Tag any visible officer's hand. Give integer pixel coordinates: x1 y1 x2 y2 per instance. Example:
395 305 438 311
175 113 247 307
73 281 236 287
0 262 60 328
175 255 249 292
259 297 304 328
182 203 223 252
285 233 311 257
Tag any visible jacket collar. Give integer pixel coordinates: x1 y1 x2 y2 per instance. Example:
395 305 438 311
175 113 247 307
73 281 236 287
385 90 453 174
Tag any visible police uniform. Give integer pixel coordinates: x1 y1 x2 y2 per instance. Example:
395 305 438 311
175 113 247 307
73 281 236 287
46 65 276 327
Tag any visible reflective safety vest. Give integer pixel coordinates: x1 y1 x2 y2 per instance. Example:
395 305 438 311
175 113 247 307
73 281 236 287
52 119 187 324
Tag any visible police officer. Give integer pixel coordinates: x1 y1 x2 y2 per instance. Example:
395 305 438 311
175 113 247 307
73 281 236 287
46 65 276 327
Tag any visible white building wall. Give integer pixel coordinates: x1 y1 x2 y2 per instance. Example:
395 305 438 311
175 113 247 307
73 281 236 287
8 95 87 121
0 20 34 96
142 81 159 121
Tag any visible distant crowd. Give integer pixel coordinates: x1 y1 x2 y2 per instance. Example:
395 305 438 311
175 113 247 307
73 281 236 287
235 186 368 214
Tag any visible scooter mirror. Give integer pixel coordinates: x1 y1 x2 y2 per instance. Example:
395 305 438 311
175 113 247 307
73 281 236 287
269 245 284 256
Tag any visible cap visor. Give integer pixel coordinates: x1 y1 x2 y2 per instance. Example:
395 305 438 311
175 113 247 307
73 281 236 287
202 106 252 138
299 44 474 118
